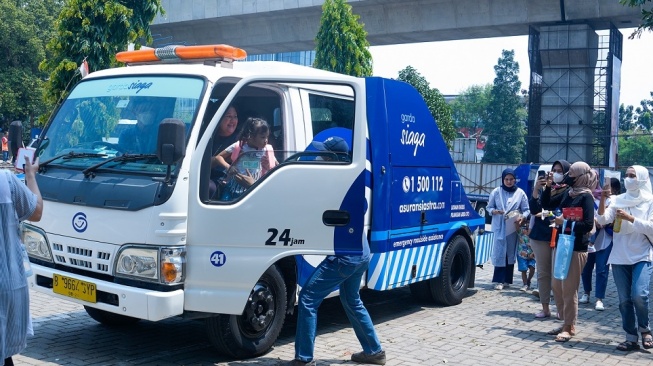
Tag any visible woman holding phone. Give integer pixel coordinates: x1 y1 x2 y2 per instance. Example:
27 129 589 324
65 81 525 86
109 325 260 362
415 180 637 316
540 161 596 342
529 160 571 319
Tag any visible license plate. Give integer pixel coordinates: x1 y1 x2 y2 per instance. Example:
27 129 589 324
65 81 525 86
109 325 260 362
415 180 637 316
53 274 97 303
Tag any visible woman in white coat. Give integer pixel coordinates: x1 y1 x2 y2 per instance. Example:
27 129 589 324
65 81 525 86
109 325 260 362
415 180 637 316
487 168 530 290
596 165 653 352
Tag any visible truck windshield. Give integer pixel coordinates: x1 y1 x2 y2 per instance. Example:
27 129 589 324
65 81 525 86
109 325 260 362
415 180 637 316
38 75 204 173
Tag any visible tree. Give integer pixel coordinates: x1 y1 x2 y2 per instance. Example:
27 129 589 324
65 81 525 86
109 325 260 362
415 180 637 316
313 0 372 77
620 0 653 38
397 66 457 149
618 132 653 167
482 50 526 164
0 0 62 130
619 103 636 131
40 0 164 107
449 84 492 131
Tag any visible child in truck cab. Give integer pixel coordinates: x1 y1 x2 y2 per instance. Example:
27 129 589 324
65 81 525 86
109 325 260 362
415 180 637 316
214 117 277 200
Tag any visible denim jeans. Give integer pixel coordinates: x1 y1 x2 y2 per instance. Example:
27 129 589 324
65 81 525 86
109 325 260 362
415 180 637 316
2 151 7 162
295 255 382 362
612 262 653 342
581 243 613 299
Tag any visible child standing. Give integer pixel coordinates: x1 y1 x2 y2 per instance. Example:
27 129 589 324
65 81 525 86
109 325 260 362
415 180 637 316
517 221 536 292
214 117 277 200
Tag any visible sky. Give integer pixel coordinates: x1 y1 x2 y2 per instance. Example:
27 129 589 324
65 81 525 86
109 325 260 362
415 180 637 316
369 28 652 108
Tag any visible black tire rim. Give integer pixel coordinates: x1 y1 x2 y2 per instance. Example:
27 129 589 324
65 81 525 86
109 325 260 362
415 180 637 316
239 281 277 337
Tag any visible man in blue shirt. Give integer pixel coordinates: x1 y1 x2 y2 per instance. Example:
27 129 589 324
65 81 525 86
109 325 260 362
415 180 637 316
284 137 386 366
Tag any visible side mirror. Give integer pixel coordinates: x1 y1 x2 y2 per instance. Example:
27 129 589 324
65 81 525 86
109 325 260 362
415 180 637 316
156 118 186 165
156 119 186 183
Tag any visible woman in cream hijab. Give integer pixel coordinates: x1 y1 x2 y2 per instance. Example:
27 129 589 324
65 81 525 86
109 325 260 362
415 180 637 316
596 165 653 352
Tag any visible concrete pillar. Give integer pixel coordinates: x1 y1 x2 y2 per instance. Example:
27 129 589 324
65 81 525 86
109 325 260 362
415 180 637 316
537 24 598 163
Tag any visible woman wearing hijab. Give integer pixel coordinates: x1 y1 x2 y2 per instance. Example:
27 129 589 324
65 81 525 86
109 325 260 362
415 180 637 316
529 160 571 318
540 161 596 342
579 175 620 311
487 168 530 290
596 165 653 352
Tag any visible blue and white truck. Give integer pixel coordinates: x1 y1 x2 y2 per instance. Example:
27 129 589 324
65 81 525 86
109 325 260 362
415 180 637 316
22 44 493 359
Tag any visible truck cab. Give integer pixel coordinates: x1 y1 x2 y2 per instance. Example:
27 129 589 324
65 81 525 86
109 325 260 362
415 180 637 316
23 44 492 359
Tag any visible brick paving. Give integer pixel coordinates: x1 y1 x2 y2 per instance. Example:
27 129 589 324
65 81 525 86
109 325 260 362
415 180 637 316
17 257 653 365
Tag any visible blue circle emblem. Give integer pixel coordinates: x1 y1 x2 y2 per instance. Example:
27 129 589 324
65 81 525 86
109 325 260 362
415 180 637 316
210 251 227 267
72 212 88 233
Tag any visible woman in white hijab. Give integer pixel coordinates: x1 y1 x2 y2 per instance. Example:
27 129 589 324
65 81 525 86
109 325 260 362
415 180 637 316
596 165 653 352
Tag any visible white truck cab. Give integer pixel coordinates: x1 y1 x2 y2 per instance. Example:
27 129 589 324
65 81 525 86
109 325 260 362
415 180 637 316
23 44 493 359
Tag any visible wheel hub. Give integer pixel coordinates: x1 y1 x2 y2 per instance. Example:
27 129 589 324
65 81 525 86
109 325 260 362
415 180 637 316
242 283 275 333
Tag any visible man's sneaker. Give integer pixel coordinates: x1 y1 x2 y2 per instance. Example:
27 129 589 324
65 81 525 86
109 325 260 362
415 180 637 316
351 350 386 365
520 284 529 292
494 283 503 290
595 300 605 311
282 359 317 366
579 293 590 304
532 288 540 298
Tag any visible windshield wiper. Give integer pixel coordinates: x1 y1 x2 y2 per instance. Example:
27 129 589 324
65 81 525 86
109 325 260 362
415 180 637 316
83 154 158 177
39 152 108 170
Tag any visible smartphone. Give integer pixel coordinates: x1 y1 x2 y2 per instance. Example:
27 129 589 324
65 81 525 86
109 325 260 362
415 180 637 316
537 170 546 179
14 147 36 172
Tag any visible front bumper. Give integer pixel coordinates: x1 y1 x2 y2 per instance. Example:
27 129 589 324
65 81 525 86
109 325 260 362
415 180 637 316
29 264 184 321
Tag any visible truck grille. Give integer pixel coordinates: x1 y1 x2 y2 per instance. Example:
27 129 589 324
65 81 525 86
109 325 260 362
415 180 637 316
51 241 113 274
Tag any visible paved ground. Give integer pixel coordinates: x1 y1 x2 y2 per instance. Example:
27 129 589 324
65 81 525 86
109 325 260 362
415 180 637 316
16 259 653 365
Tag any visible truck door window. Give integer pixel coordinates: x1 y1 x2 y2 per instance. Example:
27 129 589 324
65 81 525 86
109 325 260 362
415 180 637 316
205 82 284 203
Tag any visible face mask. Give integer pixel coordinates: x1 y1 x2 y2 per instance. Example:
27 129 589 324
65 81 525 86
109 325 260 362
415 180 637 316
553 173 564 184
563 174 576 186
624 177 638 192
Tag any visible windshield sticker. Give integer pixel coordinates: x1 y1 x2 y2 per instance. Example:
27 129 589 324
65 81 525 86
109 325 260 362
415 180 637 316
68 76 204 99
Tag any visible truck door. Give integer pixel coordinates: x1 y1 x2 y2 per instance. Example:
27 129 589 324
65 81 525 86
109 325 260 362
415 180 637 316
184 76 367 314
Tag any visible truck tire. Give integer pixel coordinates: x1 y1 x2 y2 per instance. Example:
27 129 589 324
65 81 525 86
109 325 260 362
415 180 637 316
83 306 141 326
206 264 287 359
431 235 472 306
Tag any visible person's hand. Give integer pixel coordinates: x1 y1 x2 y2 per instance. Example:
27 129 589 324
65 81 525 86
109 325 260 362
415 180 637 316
233 169 255 188
616 209 635 223
601 183 612 199
536 177 547 188
554 214 564 226
546 172 553 187
23 156 39 177
494 210 504 215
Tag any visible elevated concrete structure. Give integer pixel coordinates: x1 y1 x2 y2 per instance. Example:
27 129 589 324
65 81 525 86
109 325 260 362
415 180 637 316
151 0 641 54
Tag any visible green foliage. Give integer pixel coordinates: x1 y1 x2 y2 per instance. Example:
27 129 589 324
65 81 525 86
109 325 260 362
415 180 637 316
397 66 457 149
449 84 492 130
313 0 373 77
40 0 163 108
619 92 653 131
620 0 653 38
619 103 636 131
618 131 653 166
0 0 61 130
482 50 526 164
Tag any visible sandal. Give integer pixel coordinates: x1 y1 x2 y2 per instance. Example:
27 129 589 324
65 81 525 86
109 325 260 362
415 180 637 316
535 311 551 319
642 332 653 349
555 331 572 342
547 326 563 335
616 340 640 351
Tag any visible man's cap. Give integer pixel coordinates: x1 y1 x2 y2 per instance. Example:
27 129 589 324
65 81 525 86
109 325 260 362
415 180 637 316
311 136 349 153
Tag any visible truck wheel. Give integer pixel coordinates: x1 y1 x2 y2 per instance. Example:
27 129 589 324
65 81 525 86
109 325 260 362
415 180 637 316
431 235 471 306
206 265 287 359
83 306 140 326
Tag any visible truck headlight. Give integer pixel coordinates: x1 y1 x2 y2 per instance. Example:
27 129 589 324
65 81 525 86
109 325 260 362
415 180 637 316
115 246 185 284
21 223 53 262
